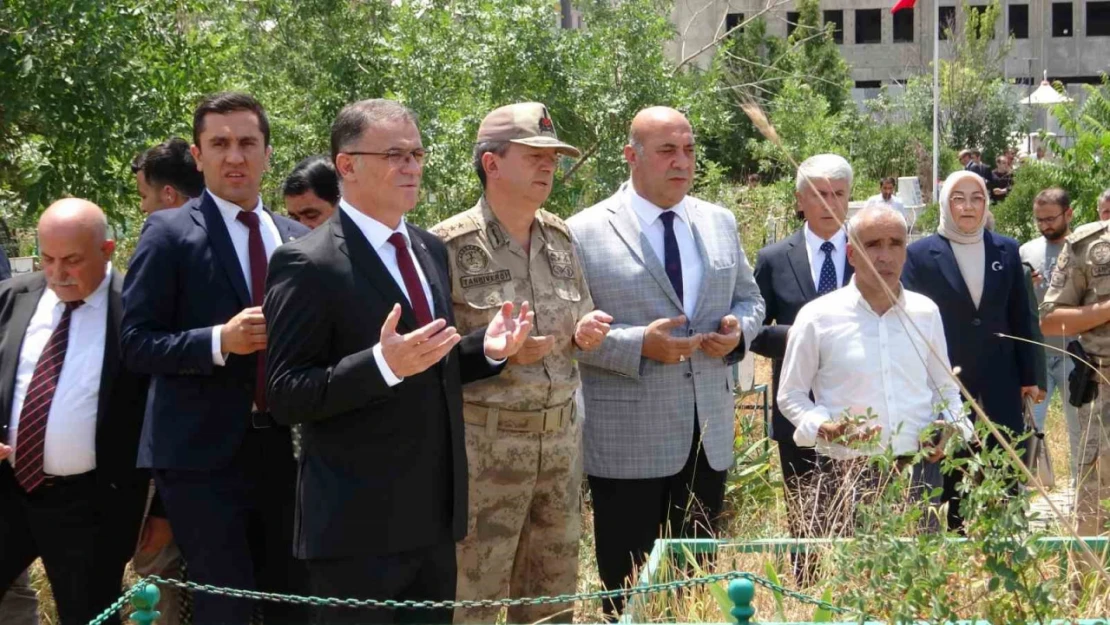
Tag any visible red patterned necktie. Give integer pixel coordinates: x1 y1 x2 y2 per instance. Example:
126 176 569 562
14 299 84 492
236 210 269 412
388 232 433 327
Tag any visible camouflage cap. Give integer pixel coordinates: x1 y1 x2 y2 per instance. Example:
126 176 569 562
476 102 581 158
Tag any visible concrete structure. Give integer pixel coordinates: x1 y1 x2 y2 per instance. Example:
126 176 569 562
669 0 1110 88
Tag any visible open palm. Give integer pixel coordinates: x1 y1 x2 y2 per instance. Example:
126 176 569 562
484 301 534 361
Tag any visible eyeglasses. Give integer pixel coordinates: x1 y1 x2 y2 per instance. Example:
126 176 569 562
1034 211 1067 226
949 194 986 208
345 148 427 166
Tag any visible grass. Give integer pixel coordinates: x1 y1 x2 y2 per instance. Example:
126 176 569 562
22 358 1096 624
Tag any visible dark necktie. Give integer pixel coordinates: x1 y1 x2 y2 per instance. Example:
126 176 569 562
388 232 433 327
14 300 84 492
817 240 837 295
236 210 269 411
659 211 684 304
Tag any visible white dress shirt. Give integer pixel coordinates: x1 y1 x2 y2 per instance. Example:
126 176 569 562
866 193 906 213
802 224 847 291
209 190 283 366
628 185 704 318
777 279 972 460
9 264 112 475
340 198 471 388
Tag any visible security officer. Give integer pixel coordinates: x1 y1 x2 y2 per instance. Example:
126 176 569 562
1042 219 1110 535
431 102 612 624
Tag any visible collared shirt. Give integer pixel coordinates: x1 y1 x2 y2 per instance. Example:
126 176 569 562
802 223 848 291
628 184 704 318
778 279 972 460
431 197 594 410
208 190 283 366
9 264 112 475
339 198 493 387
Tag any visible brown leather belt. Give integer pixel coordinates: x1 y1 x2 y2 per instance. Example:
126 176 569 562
463 399 575 434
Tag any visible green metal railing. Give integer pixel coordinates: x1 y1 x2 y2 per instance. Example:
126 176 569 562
88 536 1110 625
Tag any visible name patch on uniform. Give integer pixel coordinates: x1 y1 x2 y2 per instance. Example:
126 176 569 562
461 270 512 289
546 249 575 279
1092 264 1110 278
1050 269 1068 287
456 244 490 274
1090 241 1110 265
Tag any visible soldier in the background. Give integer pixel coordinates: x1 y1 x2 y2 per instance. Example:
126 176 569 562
431 102 611 624
1042 219 1110 536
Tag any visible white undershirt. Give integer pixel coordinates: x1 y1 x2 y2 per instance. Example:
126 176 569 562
802 223 848 291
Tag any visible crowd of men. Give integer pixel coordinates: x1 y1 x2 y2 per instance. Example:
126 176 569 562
0 89 1109 625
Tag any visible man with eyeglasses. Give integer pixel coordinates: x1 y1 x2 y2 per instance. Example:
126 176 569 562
1020 188 1079 483
263 98 533 624
431 103 612 624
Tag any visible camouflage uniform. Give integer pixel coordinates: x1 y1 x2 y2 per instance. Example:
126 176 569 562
1043 220 1110 536
432 197 593 624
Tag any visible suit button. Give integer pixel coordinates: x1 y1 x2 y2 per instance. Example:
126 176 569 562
685 372 693 379
972 318 981 326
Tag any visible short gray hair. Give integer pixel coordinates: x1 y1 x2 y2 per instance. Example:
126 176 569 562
1099 188 1110 206
473 140 512 188
795 154 853 193
847 204 907 240
330 99 419 164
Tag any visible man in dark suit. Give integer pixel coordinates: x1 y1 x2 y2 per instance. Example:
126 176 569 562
750 154 854 580
959 149 994 184
264 99 533 625
0 244 11 281
0 199 149 625
121 92 309 624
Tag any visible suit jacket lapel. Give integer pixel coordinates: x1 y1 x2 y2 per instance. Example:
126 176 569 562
408 226 448 320
96 271 123 439
931 237 976 308
0 276 46 434
688 205 713 320
334 211 420 331
193 195 251 308
842 259 854 286
786 230 817 300
266 208 301 244
608 190 685 313
982 230 1006 306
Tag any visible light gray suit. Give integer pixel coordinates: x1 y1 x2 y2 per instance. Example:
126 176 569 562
567 183 764 480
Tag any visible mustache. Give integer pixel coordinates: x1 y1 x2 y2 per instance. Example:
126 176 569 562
50 279 78 287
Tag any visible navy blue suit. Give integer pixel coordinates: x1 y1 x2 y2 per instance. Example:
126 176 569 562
902 231 1037 529
121 192 310 624
902 231 1037 435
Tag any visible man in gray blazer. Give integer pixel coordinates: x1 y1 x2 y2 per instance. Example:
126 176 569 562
567 106 764 618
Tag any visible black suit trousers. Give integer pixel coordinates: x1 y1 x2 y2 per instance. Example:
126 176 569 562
0 465 131 625
587 420 727 619
155 426 307 625
307 540 456 625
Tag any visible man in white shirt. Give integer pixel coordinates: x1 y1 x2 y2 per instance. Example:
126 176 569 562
0 199 149 625
866 177 906 213
778 204 973 532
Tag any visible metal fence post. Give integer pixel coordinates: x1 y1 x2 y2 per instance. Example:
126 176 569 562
728 578 756 624
128 583 161 625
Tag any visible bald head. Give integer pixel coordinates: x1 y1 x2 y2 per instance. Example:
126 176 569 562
625 107 695 209
37 198 114 302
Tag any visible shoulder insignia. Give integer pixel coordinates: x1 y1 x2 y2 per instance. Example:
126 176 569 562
1068 220 1109 245
430 208 482 241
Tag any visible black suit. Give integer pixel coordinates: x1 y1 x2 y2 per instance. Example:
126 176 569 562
965 161 995 185
0 271 149 625
121 193 310 624
264 210 503 624
0 246 10 282
750 228 852 577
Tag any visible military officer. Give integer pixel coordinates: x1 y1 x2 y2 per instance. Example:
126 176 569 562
431 102 612 624
1042 219 1110 536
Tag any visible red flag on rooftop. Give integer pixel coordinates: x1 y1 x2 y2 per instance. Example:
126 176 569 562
891 0 914 12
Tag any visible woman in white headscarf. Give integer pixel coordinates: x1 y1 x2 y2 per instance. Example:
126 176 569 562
902 170 1039 531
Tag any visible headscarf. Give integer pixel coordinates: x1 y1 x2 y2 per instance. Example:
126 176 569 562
937 170 989 244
